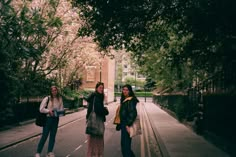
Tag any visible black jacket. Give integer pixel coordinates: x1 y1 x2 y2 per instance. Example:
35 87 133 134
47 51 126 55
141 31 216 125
119 97 138 126
84 92 108 122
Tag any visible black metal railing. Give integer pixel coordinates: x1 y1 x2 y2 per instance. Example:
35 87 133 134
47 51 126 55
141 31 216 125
199 60 236 95
187 60 236 143
188 60 236 107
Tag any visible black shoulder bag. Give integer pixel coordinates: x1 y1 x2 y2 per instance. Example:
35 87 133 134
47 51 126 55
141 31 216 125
35 96 49 127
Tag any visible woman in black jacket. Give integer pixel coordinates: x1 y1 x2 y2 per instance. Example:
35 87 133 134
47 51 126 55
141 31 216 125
119 84 139 157
83 82 109 157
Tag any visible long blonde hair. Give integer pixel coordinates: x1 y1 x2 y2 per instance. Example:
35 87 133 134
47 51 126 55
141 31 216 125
50 86 62 105
50 86 60 98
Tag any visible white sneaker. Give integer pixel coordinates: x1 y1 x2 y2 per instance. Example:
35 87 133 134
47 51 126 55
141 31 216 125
47 152 55 157
35 153 40 157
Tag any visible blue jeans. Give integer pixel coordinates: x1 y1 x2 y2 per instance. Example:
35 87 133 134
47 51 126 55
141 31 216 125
121 123 135 157
37 117 59 153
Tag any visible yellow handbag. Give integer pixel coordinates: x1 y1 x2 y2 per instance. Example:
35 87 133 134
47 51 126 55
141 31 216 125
113 97 133 125
113 105 120 124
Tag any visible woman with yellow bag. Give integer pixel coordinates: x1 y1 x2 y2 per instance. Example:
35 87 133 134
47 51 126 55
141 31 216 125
114 84 139 157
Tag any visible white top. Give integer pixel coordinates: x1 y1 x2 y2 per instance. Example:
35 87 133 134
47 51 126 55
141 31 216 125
39 96 64 116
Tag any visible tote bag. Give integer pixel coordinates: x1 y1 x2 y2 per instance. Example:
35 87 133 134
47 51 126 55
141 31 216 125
129 113 142 137
125 100 142 138
85 97 105 136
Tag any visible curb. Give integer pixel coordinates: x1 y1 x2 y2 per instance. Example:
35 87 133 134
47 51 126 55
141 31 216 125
0 107 86 151
0 103 116 151
143 103 170 157
0 133 41 151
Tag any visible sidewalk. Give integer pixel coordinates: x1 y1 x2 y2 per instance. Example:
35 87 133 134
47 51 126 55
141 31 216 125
143 102 230 157
0 108 86 151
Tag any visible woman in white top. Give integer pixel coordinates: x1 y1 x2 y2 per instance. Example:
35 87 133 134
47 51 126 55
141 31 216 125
35 86 64 157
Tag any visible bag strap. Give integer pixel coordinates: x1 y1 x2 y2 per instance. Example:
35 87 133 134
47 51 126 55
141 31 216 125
45 96 50 109
123 97 133 103
92 96 95 111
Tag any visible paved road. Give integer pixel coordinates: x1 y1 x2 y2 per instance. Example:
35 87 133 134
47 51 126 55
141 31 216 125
0 98 159 157
0 97 230 157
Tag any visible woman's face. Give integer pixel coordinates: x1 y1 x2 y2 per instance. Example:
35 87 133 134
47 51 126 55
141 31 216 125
51 87 58 97
122 87 129 97
96 85 104 94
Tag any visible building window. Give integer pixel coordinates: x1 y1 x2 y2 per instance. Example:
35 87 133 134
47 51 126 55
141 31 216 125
86 66 96 82
138 74 144 78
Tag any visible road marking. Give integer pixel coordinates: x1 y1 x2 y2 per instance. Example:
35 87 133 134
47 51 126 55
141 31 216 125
75 145 82 151
140 103 152 157
142 103 163 157
140 103 146 157
66 145 83 157
59 117 85 129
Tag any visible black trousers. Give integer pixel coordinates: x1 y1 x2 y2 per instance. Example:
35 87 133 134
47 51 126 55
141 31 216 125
120 123 135 157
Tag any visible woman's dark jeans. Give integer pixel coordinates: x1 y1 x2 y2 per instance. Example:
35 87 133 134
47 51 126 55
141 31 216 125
121 123 135 157
37 117 59 153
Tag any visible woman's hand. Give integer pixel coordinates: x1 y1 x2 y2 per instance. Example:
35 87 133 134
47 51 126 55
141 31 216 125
126 126 130 134
49 110 54 117
103 106 109 115
116 124 121 131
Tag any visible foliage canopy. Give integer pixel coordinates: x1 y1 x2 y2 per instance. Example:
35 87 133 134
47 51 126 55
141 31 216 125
72 0 236 91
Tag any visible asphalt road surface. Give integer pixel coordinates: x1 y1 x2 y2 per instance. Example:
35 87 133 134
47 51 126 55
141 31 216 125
0 97 161 157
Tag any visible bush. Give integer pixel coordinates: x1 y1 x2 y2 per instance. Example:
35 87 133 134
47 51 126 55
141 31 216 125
115 92 153 97
153 94 188 121
62 88 93 109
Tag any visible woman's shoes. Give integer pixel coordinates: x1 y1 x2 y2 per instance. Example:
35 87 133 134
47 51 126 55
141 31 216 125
47 152 55 157
35 153 40 157
35 152 55 157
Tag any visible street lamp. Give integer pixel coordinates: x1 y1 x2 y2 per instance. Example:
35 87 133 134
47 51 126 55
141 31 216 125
99 54 104 82
99 62 102 82
144 86 147 102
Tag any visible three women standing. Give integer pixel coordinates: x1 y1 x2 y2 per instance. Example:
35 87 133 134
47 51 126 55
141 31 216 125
83 82 109 157
35 86 64 157
35 83 136 157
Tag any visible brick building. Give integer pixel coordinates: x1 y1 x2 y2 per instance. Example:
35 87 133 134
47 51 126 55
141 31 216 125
81 56 115 103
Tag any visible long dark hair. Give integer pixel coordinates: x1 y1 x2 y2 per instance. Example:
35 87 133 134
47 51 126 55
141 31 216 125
120 84 139 103
95 82 104 92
